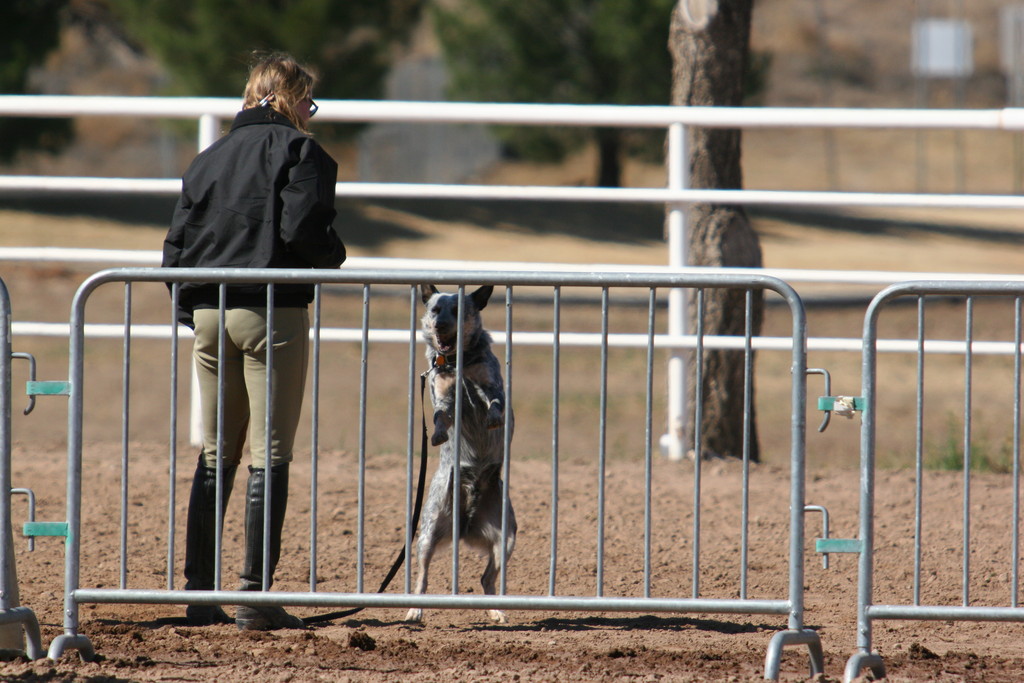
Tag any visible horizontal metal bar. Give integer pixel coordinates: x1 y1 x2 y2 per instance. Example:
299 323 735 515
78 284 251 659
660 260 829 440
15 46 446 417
867 604 1024 622
13 321 1024 357
80 265 799 292
873 280 1024 302
72 588 791 615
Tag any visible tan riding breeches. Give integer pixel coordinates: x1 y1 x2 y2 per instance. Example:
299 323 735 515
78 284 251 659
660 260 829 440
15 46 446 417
192 307 309 470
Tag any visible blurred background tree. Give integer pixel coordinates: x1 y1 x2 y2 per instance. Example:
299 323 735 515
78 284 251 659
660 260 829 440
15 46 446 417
0 0 73 162
106 0 424 100
433 0 675 187
670 0 763 462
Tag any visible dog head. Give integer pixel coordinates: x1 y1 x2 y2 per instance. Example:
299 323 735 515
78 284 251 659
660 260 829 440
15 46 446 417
419 284 493 359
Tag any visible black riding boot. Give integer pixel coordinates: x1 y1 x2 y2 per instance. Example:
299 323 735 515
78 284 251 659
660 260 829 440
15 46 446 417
183 456 238 625
235 464 304 630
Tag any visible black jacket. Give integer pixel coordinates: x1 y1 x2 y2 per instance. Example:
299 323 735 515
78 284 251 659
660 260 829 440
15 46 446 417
162 107 346 325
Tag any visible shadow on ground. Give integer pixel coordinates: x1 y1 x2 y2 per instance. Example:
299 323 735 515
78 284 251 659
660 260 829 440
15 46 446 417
2 191 1019 249
751 206 1024 245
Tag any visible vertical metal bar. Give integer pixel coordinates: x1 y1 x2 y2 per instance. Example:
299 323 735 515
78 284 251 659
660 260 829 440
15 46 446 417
499 286 513 594
1011 296 1019 606
262 286 275 592
962 296 974 606
62 277 91 640
309 285 322 592
692 289 705 599
1013 296 1022 608
167 283 179 590
356 284 370 593
451 286 465 595
0 278 12 614
786 284 809 633
740 289 753 600
548 286 561 596
214 284 227 591
665 122 689 461
855 286 883 657
405 285 418 593
596 287 609 597
913 297 926 606
643 288 656 598
119 283 131 589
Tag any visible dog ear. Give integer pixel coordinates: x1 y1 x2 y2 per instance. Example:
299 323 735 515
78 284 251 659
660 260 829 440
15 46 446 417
420 284 439 305
470 285 494 310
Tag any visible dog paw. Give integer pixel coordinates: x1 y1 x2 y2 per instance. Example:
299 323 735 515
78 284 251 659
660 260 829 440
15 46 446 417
431 431 449 447
404 608 424 623
487 609 508 624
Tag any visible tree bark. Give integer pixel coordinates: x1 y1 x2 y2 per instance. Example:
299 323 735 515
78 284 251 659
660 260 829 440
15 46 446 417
595 128 622 187
669 0 764 461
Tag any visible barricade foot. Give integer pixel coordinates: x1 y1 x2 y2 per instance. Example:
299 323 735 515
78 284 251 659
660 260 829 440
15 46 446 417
763 628 824 680
0 607 45 659
843 651 885 683
46 633 94 662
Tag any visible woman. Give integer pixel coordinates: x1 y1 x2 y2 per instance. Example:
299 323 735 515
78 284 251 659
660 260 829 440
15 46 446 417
162 52 346 630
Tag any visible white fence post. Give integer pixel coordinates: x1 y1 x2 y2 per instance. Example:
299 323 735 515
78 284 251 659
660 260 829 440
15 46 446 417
197 113 219 153
663 122 689 461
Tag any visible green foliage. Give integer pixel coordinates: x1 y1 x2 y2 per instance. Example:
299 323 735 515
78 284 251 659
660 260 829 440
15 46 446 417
436 0 673 105
433 0 676 185
107 0 423 100
0 0 73 162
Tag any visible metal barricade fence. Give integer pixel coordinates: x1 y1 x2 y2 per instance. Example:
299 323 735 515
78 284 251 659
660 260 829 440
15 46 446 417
844 281 1024 682
0 277 43 658
39 266 820 678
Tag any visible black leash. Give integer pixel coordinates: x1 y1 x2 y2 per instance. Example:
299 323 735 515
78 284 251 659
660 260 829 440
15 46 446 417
302 372 431 625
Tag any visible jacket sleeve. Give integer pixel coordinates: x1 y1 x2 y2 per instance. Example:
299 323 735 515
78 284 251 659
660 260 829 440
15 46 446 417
162 192 187 268
161 189 195 329
279 138 346 269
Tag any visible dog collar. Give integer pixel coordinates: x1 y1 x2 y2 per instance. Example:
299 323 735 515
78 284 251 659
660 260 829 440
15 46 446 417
434 353 458 369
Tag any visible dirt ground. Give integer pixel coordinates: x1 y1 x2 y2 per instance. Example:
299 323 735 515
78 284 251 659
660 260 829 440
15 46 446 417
1 444 1024 683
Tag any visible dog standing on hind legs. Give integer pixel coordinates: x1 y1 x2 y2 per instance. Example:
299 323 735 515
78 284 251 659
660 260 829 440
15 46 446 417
405 284 517 624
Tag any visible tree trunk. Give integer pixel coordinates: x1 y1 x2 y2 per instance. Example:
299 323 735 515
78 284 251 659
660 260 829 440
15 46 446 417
669 0 764 461
596 128 622 187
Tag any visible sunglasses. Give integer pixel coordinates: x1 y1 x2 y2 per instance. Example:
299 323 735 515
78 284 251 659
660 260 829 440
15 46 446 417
258 92 317 118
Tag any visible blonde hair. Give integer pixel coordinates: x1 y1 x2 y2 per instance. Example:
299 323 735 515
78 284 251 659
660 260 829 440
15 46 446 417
243 52 317 134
